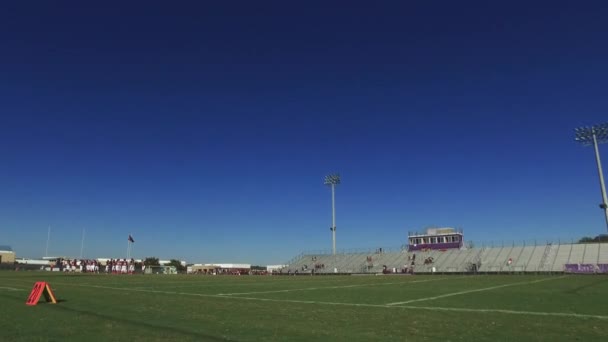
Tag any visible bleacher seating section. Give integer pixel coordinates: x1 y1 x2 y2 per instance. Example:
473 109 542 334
282 243 608 274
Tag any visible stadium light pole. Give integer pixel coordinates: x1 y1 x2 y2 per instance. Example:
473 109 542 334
45 225 51 257
324 173 341 255
575 123 608 232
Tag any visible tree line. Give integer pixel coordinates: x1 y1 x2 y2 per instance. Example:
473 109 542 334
578 234 608 243
143 257 186 272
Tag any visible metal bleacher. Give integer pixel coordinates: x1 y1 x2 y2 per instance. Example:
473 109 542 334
478 247 502 272
284 241 608 275
528 244 550 271
511 246 535 271
501 246 522 272
444 249 471 272
568 244 586 264
599 243 608 264
549 244 570 272
582 243 600 264
493 246 514 271
367 252 406 273
424 250 446 272
336 253 367 273
432 248 457 272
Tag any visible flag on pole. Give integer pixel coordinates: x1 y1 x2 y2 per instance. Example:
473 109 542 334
128 234 135 243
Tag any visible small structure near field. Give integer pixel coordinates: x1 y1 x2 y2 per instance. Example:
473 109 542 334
188 263 250 275
408 227 463 251
145 265 177 274
0 245 16 264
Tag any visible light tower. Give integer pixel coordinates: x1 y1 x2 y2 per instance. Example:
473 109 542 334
575 123 608 231
324 173 341 255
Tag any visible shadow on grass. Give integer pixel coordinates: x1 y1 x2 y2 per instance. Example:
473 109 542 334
564 277 608 294
51 304 237 341
25 299 68 305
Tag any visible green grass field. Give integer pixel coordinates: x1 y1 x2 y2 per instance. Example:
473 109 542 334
1 272 607 341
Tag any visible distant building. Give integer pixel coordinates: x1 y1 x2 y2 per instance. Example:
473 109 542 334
407 227 464 251
98 258 143 265
15 258 51 266
145 265 178 275
0 245 16 264
159 260 186 266
266 265 287 272
188 263 250 274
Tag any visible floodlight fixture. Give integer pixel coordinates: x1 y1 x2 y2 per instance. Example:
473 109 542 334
575 122 608 231
575 123 608 146
324 174 341 186
324 173 341 255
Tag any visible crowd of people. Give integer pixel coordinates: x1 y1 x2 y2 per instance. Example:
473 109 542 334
53 258 100 273
105 259 138 274
52 258 141 274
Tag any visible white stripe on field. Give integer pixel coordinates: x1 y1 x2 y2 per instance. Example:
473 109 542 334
44 277 458 295
396 304 608 320
11 276 370 288
48 281 608 321
386 276 567 306
130 277 374 290
0 286 25 291
217 277 460 296
1 276 454 292
228 296 608 320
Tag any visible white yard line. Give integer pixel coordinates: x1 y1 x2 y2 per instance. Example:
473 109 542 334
3 276 373 289
46 277 457 297
396 304 608 320
4 275 461 294
228 296 608 320
130 277 370 290
128 283 255 290
47 281 608 321
386 276 568 306
217 277 461 296
0 286 26 291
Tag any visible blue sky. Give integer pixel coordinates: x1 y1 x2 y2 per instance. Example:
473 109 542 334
1 1 608 264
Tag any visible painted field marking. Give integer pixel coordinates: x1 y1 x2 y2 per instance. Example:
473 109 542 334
217 276 461 296
226 296 608 320
48 281 608 321
44 277 457 297
396 304 608 320
386 276 568 306
35 277 455 295
2 276 449 291
7 275 368 288
130 277 373 290
0 286 25 291
2 278 306 288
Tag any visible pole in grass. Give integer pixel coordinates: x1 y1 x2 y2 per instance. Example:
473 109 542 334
324 173 341 255
79 228 85 259
575 123 608 232
45 225 51 257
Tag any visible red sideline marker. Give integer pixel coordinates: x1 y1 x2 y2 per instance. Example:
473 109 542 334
26 282 57 306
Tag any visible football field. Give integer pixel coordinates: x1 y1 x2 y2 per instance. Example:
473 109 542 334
1 272 607 341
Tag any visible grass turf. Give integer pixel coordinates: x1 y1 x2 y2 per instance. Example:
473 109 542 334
1 272 607 341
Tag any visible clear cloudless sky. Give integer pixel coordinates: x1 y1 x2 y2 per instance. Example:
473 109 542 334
1 1 608 264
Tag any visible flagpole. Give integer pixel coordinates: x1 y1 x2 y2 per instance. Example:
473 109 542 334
45 225 51 257
80 228 86 259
